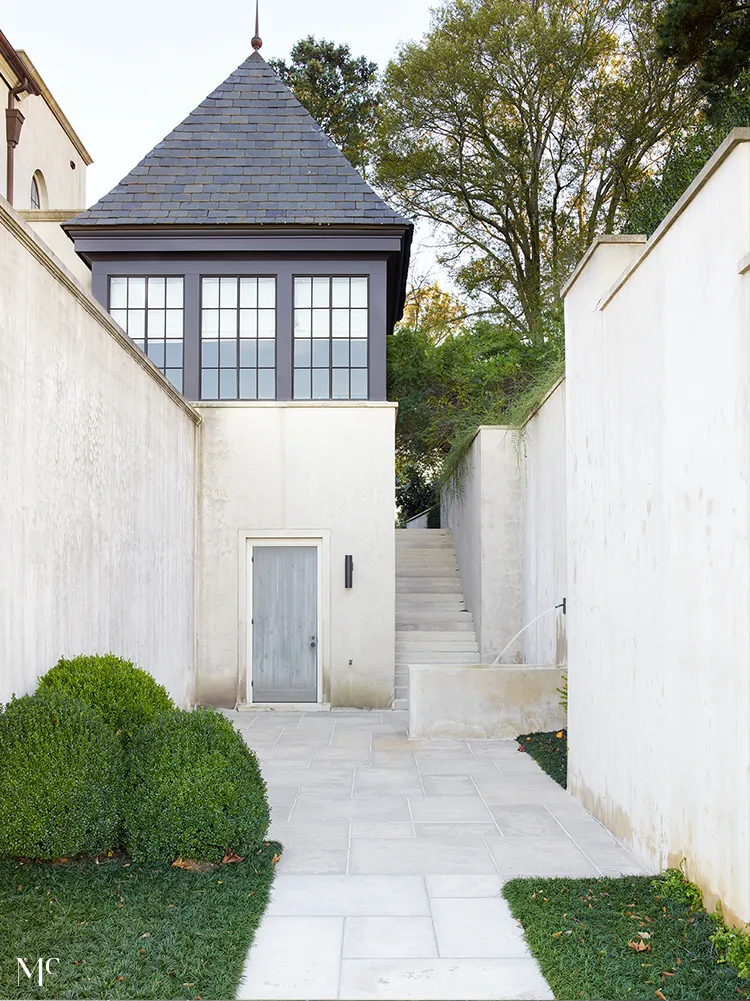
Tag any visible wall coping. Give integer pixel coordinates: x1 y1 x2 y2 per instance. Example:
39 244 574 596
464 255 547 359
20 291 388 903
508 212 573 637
561 235 647 299
597 128 750 310
0 194 201 426
196 401 398 410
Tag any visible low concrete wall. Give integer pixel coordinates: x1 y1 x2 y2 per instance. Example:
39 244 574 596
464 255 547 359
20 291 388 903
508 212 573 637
441 400 567 667
441 429 523 662
521 381 567 666
409 664 566 739
197 402 396 709
0 196 200 708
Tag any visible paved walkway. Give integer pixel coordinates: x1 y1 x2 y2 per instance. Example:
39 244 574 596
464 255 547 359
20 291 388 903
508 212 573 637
227 710 648 1000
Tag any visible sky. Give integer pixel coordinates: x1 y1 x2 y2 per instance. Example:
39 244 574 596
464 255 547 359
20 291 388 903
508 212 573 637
3 0 437 205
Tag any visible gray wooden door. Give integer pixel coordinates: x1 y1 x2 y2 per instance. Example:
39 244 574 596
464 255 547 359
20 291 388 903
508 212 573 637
251 545 318 702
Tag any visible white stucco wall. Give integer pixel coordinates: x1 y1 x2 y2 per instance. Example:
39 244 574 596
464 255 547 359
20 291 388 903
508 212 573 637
0 198 199 708
197 402 396 709
442 428 523 663
521 381 567 666
564 134 750 924
1 82 87 210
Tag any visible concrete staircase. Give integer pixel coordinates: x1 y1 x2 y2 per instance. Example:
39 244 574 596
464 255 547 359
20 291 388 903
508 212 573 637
394 528 480 710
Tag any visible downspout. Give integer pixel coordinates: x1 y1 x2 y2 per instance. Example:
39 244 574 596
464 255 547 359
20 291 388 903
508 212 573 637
6 78 29 207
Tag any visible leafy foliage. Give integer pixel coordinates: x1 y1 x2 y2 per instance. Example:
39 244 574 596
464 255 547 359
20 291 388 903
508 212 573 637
0 844 281 999
711 902 750 980
0 692 123 859
396 461 437 523
516 730 568 788
624 70 750 235
124 709 270 863
503 874 750 1000
653 861 705 911
38 653 175 744
658 0 750 106
269 36 380 176
388 310 563 473
376 0 697 339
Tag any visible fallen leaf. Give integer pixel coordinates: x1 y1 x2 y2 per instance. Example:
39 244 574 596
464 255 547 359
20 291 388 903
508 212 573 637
139 948 145 956
116 976 124 981
628 939 651 953
552 931 563 938
638 931 652 939
140 932 151 939
222 851 245 864
555 731 564 738
655 991 667 1000
661 972 675 977
517 745 527 753
16 885 22 893
272 853 281 865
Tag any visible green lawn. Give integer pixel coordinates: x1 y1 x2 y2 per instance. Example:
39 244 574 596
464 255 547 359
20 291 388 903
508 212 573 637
504 874 750 1000
517 729 568 787
0 842 281 1000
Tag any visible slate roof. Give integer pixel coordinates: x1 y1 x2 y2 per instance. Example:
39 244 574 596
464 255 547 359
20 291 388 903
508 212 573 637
67 51 409 229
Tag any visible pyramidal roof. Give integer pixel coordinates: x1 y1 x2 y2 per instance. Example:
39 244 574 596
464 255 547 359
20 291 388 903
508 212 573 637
68 51 410 228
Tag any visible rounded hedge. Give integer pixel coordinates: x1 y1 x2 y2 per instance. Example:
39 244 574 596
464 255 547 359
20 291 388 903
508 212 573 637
124 708 270 863
37 654 174 742
0 692 123 859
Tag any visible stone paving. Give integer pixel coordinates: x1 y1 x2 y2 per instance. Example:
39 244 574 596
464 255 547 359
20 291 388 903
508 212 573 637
228 709 649 1000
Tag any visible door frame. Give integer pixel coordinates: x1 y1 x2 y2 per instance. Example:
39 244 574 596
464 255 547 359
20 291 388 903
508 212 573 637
238 530 329 706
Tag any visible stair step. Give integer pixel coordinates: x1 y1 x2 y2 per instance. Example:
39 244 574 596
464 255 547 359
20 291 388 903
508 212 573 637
397 630 478 642
397 642 479 653
395 568 460 578
398 583 464 594
396 653 481 664
397 619 475 631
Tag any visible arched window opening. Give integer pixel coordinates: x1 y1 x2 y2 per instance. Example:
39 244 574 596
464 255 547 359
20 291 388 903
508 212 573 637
30 171 47 210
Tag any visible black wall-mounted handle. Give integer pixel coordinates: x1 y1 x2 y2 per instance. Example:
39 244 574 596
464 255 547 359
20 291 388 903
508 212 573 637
345 555 353 589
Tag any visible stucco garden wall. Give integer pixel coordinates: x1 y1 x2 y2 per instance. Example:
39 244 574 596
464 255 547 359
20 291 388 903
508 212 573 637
521 381 567 666
0 197 199 707
564 131 750 925
197 402 396 709
441 390 567 667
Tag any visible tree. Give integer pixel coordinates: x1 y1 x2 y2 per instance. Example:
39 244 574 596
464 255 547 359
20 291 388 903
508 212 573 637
657 0 750 106
375 0 698 342
269 37 380 176
625 69 750 234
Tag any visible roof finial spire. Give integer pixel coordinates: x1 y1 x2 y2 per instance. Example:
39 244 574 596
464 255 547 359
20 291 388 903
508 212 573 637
251 0 262 50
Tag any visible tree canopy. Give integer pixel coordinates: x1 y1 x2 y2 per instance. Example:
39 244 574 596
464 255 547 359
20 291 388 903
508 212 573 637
375 0 697 341
269 37 380 176
657 0 750 106
625 69 750 235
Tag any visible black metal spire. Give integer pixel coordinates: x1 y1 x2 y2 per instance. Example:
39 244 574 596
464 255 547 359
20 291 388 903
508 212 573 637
251 0 262 51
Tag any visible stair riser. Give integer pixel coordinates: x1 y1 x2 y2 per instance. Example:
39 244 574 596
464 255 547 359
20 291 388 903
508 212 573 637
396 621 475 631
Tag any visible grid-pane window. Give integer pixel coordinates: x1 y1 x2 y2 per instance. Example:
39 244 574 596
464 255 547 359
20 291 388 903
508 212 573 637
109 276 184 392
293 276 369 400
200 277 276 400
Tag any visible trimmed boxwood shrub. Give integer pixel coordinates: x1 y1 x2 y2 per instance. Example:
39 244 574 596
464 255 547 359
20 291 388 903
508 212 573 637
0 692 123 859
124 708 270 863
37 653 174 742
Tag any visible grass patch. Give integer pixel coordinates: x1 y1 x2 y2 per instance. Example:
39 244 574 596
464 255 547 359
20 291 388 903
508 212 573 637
504 874 750 1000
517 729 567 787
0 841 281 1000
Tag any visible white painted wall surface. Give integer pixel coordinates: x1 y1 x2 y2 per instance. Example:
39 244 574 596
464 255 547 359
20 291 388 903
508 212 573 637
19 216 92 290
0 198 199 708
197 402 396 709
442 428 523 663
521 382 567 666
1 87 87 210
565 135 750 924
